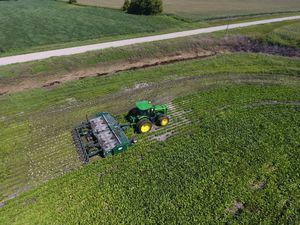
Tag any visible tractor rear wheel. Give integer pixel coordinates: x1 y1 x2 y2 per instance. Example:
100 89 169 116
157 115 169 126
137 119 152 133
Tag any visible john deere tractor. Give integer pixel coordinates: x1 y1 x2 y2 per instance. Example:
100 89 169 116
73 100 169 163
126 100 169 133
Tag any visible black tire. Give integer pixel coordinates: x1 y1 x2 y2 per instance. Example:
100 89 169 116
157 115 170 126
137 119 152 133
126 108 139 122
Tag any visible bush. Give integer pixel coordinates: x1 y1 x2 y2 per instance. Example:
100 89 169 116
127 0 163 15
69 0 77 4
122 0 131 11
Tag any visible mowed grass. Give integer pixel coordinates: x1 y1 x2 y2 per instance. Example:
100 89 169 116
1 83 300 224
81 0 300 21
0 0 188 54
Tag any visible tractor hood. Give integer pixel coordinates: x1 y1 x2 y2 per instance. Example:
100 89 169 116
154 104 168 112
136 100 153 111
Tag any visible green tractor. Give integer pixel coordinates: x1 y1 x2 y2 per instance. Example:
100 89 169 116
126 100 170 133
73 100 169 163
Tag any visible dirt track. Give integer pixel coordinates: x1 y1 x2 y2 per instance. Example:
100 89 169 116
1 36 299 95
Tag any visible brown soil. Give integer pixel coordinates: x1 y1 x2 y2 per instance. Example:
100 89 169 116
225 36 300 57
42 81 61 88
227 201 245 216
152 132 174 142
252 180 267 190
0 36 299 94
0 50 219 94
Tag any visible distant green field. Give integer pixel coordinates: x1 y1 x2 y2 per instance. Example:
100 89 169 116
0 0 299 55
1 54 299 223
80 0 300 20
0 0 189 54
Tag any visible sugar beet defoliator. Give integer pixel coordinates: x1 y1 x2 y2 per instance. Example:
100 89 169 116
72 101 170 163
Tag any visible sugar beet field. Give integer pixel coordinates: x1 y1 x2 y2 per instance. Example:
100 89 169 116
0 98 190 202
1 52 300 223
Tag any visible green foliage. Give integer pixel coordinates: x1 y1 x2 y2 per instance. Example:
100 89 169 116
0 53 299 206
122 0 130 11
127 0 163 15
68 0 76 4
1 84 300 224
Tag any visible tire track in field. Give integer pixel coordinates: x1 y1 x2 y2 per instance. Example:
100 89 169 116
0 113 82 203
144 102 193 142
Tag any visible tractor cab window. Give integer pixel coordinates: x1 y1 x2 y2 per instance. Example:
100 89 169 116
139 110 148 116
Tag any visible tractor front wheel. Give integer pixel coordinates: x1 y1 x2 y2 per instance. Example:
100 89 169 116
137 119 152 133
157 115 169 126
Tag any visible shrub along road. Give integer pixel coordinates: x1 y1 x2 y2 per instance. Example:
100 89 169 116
0 15 299 66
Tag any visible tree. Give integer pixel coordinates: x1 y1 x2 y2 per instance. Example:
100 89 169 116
122 0 131 11
127 0 163 15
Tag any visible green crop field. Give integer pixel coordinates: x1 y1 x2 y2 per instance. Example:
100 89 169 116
0 5 300 224
79 0 300 21
0 51 300 223
0 0 190 55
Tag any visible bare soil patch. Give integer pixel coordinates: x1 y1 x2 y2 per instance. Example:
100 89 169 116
224 36 300 57
42 81 61 89
123 83 151 92
252 180 267 190
152 132 174 142
227 201 245 216
1 50 218 94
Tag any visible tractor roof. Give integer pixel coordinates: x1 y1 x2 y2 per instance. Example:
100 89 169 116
136 100 153 111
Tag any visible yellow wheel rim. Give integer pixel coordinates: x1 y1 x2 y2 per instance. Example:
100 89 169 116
141 123 151 133
161 118 169 126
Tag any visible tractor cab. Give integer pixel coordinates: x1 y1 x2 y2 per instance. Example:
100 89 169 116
136 100 155 117
127 100 170 133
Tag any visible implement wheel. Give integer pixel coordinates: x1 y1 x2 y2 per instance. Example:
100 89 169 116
157 115 169 127
137 119 152 133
